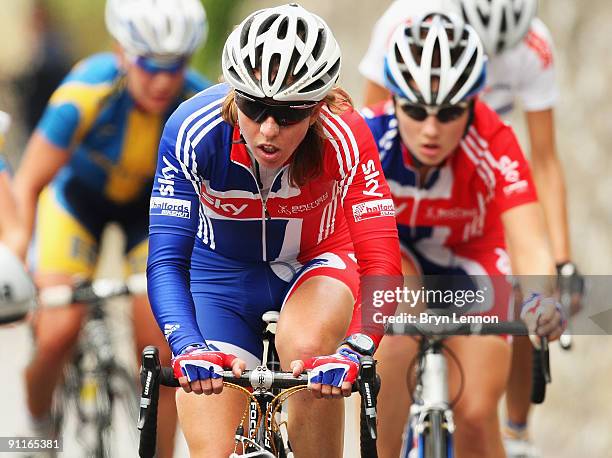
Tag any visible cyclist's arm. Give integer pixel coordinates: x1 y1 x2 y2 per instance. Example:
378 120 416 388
525 109 570 263
333 110 402 346
13 132 70 258
502 202 556 281
0 167 23 253
147 109 209 356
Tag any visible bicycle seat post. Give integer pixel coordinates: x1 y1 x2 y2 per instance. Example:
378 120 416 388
261 311 281 372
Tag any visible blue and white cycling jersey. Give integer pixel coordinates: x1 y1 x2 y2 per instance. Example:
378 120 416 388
147 83 401 356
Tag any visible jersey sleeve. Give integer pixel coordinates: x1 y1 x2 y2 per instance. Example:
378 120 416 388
147 101 208 356
323 108 403 346
491 126 539 213
516 19 558 111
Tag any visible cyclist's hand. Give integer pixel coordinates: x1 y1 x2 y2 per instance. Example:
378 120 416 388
556 261 585 317
521 293 566 346
296 348 360 399
172 345 245 395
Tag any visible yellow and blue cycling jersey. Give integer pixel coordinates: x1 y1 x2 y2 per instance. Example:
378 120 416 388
38 52 208 204
33 52 209 276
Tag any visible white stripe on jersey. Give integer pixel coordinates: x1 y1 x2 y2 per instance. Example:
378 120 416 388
320 107 360 202
173 96 225 249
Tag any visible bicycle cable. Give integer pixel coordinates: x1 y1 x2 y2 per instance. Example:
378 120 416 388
406 337 465 408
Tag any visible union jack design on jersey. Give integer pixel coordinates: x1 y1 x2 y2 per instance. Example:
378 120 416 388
148 83 402 355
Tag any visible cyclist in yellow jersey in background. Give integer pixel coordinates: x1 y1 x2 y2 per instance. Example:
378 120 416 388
13 1 209 456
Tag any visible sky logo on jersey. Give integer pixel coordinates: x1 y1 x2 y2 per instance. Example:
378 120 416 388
352 199 395 222
158 156 179 197
150 197 191 219
361 159 384 197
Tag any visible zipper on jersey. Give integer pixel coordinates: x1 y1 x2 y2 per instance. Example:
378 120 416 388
409 168 434 238
244 161 283 262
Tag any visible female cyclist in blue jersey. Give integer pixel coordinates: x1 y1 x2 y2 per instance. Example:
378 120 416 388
361 13 565 458
12 1 208 455
147 4 402 457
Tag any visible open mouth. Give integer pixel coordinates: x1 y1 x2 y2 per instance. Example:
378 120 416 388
257 144 280 156
420 143 441 156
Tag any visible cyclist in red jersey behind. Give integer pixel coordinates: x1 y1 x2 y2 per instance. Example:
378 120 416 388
146 4 401 457
361 12 565 458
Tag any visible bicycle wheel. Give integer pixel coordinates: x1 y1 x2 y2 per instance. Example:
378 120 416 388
421 410 447 458
110 364 140 429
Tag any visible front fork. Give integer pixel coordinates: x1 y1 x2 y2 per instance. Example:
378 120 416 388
402 342 455 458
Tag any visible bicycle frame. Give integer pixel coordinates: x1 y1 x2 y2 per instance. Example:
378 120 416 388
42 277 144 457
401 337 454 458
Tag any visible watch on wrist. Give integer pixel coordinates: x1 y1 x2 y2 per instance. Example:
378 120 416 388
556 261 577 277
341 333 376 356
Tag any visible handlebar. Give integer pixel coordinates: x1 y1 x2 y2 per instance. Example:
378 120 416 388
38 274 147 308
385 320 551 405
137 346 379 458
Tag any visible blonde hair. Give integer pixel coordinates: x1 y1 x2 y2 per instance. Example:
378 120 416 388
221 87 354 187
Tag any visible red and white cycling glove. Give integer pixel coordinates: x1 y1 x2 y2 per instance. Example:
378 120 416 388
172 345 237 382
304 348 360 388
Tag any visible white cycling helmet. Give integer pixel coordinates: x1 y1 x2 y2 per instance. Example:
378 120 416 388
105 0 207 58
222 3 342 102
0 243 36 325
459 0 537 55
384 13 487 105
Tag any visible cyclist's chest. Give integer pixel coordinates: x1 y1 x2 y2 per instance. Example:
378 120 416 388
390 164 496 244
70 105 163 202
200 164 337 221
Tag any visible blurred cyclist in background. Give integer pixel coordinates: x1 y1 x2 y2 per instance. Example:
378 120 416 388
360 1 583 456
0 111 23 253
1 111 35 326
361 11 565 457
13 1 209 455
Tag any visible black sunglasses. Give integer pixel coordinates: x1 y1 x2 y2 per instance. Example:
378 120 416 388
235 91 318 127
395 97 470 123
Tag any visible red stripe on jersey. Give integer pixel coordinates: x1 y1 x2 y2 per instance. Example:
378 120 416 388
524 30 553 69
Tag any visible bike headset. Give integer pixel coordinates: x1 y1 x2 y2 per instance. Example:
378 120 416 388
383 11 487 167
459 0 538 56
105 0 207 65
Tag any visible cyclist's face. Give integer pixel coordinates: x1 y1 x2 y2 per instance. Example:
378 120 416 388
121 51 186 114
395 98 469 167
237 106 318 170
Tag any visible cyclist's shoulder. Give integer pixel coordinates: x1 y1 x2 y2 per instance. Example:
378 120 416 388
470 100 523 157
164 83 232 144
182 69 212 97
48 53 119 110
494 18 554 70
61 52 120 86
361 100 398 140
